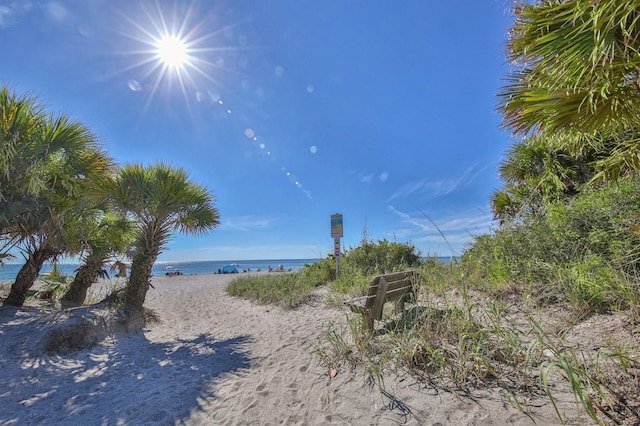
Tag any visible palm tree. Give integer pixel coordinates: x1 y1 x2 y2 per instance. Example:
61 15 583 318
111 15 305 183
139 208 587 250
492 134 594 222
0 86 42 240
108 163 220 310
1 87 113 307
498 0 640 180
61 209 136 306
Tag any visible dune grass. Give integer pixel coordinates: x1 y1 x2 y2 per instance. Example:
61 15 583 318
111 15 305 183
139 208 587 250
227 252 640 425
225 273 318 309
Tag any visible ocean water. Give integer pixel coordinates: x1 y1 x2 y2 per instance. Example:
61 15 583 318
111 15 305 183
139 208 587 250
152 259 319 275
0 256 458 282
0 259 320 282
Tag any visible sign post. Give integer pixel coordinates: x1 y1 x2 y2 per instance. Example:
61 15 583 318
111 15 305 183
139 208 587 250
331 214 343 276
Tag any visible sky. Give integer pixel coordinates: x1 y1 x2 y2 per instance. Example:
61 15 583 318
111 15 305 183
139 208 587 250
1 0 517 262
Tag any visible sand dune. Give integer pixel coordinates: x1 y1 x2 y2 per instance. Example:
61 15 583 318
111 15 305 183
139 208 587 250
0 274 587 425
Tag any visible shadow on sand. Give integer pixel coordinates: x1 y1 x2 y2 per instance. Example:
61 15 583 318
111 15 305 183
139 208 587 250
0 306 253 424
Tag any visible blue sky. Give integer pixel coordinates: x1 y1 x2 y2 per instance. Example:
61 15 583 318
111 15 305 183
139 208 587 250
2 0 515 262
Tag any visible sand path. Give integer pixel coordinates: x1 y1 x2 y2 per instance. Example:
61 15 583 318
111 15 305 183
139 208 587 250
0 274 587 425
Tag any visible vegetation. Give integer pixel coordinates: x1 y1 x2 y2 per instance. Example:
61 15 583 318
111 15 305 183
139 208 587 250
330 238 422 296
61 210 136 307
0 86 113 306
106 163 220 310
226 240 422 308
3 0 640 422
0 85 219 315
226 2 640 423
227 272 318 309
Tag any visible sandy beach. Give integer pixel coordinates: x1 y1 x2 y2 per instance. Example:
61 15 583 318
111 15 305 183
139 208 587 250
0 273 588 425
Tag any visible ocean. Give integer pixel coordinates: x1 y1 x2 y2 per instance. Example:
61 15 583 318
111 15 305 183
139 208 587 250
0 256 458 282
0 259 320 282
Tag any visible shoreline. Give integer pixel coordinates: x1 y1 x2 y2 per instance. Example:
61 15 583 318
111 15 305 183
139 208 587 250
0 258 316 283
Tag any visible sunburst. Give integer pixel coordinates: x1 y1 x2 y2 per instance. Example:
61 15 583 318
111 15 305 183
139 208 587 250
155 35 189 68
113 1 228 110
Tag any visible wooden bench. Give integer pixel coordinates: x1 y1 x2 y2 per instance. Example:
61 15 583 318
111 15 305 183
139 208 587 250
345 270 419 331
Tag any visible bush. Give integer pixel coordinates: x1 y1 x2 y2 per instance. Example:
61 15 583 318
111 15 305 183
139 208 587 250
558 256 638 313
330 239 422 295
342 238 421 276
299 258 335 285
462 177 640 310
35 264 70 301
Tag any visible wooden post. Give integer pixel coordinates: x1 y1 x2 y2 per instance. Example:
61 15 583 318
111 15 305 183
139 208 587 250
334 237 340 277
331 214 343 277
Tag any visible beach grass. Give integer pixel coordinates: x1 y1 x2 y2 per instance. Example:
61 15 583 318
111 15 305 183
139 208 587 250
228 254 640 425
225 272 319 309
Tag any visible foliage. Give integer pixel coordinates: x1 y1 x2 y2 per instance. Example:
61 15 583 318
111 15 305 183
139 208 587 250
330 239 422 295
557 257 638 314
298 258 335 286
226 239 422 307
0 85 113 306
491 134 598 222
108 163 220 309
466 177 640 312
500 0 640 136
343 238 421 275
61 209 136 306
226 273 317 309
35 264 70 301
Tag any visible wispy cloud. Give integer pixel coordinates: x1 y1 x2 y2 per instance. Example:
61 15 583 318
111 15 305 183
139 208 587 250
387 163 488 202
0 6 12 27
351 169 390 184
219 215 275 232
0 2 33 28
0 2 71 29
386 205 494 256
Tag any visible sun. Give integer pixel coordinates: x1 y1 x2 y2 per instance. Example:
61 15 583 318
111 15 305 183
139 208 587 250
113 2 229 109
155 35 189 68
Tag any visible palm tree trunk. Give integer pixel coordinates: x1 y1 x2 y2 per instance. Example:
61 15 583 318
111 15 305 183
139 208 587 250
61 257 101 307
3 247 52 307
125 238 159 310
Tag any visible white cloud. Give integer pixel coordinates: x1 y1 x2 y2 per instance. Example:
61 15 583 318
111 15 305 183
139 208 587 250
46 2 67 22
0 2 33 28
386 205 495 256
350 169 388 184
360 172 374 183
0 6 12 27
219 215 274 232
387 163 488 202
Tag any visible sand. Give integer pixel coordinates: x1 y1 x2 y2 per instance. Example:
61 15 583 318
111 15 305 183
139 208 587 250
0 273 591 425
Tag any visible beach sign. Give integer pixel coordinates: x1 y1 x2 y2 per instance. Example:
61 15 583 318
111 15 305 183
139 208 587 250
330 214 343 238
331 213 343 276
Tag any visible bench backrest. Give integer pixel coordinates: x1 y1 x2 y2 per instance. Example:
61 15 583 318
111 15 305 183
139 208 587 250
364 270 418 321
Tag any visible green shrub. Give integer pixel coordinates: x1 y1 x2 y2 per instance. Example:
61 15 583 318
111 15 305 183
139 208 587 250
342 238 421 276
463 177 640 311
330 239 423 295
299 258 335 285
35 264 70 301
559 256 637 313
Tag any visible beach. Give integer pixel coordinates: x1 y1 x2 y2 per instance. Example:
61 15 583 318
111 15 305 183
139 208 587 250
0 273 588 425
